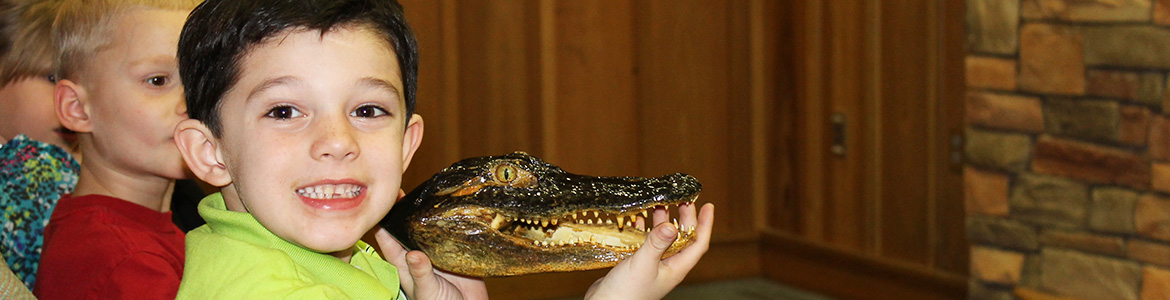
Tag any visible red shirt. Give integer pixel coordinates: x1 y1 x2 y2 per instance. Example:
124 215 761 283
34 195 185 299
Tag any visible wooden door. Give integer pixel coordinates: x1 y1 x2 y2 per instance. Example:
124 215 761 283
762 1 969 299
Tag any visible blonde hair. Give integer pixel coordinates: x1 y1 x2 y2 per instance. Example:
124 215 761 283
53 0 201 80
0 0 61 85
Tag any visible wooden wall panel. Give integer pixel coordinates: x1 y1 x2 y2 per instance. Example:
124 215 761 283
454 1 542 158
545 0 640 176
637 0 746 237
876 0 933 264
395 0 967 299
935 0 970 275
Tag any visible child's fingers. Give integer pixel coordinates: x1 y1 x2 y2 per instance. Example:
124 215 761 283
375 229 408 264
662 203 714 272
678 202 698 228
406 250 442 298
627 221 678 272
652 205 670 227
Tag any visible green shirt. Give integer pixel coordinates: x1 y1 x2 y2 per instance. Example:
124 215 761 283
176 193 401 299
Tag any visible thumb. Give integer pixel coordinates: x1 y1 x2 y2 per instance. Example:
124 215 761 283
627 222 678 268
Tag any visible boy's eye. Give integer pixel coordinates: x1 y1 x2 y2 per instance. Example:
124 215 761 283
265 105 304 119
351 105 389 118
146 76 168 87
46 74 57 83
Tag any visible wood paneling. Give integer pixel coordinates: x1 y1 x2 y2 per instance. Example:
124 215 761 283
400 0 966 299
762 231 967 300
772 0 969 295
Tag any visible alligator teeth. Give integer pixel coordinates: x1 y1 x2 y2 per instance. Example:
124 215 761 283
641 210 649 218
587 219 594 225
541 220 549 227
551 219 558 226
616 216 625 229
490 214 507 229
593 211 599 218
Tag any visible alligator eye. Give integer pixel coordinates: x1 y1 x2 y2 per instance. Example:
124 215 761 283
495 164 518 182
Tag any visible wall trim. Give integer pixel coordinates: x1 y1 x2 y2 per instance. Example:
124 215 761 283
762 230 967 300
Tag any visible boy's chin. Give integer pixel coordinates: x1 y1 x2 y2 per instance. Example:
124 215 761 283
295 231 366 254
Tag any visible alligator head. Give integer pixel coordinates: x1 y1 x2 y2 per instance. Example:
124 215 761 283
380 152 702 277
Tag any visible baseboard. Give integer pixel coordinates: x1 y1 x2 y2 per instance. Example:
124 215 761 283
485 236 761 299
761 230 967 300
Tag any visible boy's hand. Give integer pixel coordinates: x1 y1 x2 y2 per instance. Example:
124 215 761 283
584 202 716 300
377 189 488 300
376 229 488 300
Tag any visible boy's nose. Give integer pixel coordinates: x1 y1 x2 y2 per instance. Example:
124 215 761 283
310 117 359 161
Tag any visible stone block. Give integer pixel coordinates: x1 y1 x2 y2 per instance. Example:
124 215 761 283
1087 70 1140 100
966 128 1033 172
970 281 1014 300
1043 98 1118 142
1160 0 1170 25
1039 229 1126 257
1032 136 1150 189
1085 26 1170 69
968 0 1020 55
967 56 1017 91
1155 163 1170 194
1128 239 1170 267
1152 116 1170 161
1014 287 1080 300
1040 248 1141 300
1137 195 1170 242
1143 266 1170 300
1139 73 1165 108
1089 187 1139 234
1022 0 1151 22
968 215 1039 251
1120 106 1151 146
966 167 1011 216
967 91 1043 133
1020 24 1084 95
1010 173 1089 227
972 246 1025 285
1086 70 1165 106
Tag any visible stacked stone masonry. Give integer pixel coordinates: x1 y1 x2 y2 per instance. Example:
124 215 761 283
967 0 1170 299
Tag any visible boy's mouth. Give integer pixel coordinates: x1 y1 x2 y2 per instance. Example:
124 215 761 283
296 183 363 199
296 182 366 210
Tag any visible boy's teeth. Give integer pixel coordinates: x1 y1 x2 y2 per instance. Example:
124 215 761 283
297 184 362 199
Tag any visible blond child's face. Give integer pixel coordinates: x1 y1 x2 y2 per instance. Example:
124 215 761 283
215 27 419 255
75 8 189 180
0 76 72 150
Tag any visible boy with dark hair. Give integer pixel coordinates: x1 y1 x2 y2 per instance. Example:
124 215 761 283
34 0 201 298
174 0 714 298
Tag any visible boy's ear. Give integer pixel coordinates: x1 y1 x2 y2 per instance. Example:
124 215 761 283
175 119 232 187
400 114 424 171
54 79 92 133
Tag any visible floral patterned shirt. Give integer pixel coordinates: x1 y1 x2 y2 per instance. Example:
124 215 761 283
0 135 78 288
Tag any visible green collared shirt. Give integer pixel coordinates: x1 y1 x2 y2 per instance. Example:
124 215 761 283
176 193 400 299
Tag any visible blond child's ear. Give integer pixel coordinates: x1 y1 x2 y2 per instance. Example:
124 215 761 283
54 79 91 133
175 119 232 187
400 114 424 172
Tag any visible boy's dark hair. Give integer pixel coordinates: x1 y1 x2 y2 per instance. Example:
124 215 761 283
178 0 418 136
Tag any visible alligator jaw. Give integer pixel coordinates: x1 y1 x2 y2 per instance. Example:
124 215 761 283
411 194 700 276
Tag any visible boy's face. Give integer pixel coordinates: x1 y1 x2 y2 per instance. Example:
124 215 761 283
0 76 73 150
74 8 189 179
214 27 420 254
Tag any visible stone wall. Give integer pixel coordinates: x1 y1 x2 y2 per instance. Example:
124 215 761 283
967 1 1170 299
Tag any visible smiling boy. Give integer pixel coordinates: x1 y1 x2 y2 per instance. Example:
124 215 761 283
172 0 441 298
174 0 713 299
